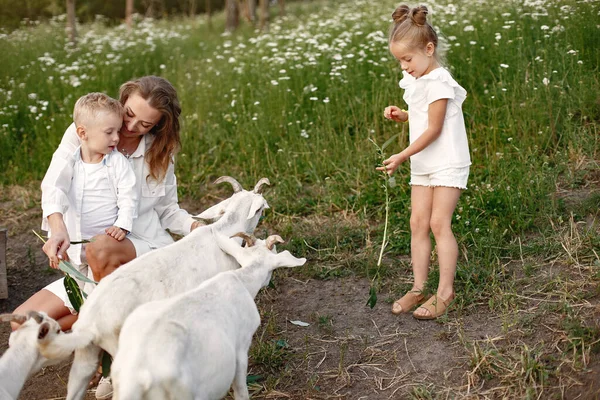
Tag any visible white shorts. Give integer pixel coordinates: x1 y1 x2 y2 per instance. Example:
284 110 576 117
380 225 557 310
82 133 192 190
410 166 470 189
128 232 158 257
44 235 157 314
44 264 92 315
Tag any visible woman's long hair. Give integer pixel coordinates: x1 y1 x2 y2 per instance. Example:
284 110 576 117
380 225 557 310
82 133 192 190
119 76 182 183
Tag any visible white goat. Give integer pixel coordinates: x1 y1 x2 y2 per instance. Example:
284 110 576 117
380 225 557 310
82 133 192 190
0 311 62 400
111 232 306 400
38 176 270 400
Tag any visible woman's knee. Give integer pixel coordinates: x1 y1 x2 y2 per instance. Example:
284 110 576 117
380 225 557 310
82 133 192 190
86 234 135 280
12 289 71 331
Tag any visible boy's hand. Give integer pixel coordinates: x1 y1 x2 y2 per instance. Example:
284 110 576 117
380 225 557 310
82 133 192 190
376 152 409 176
106 226 127 241
384 106 408 122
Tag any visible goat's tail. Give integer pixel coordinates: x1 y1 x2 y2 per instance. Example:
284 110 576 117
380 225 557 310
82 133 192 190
38 329 94 360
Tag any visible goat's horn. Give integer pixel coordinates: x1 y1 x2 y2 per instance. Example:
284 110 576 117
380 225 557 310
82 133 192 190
266 235 285 250
0 314 28 325
214 176 243 193
253 178 271 194
27 311 45 324
231 232 256 247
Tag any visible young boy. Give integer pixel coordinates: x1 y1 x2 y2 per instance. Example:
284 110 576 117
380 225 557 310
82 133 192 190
42 92 137 304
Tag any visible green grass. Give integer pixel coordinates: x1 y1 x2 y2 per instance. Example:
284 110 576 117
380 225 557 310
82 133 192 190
1 0 598 297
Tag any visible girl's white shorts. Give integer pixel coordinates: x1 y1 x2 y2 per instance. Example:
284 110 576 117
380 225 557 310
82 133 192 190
410 166 470 190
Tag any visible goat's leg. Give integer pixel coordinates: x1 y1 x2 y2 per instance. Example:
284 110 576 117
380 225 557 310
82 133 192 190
66 344 102 400
231 352 250 400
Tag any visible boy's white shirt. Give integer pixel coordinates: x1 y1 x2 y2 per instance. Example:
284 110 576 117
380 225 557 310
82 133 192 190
41 123 196 255
41 146 137 265
399 67 472 175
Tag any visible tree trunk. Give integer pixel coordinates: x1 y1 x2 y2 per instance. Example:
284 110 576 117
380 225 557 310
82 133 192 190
278 0 285 16
66 0 76 45
189 0 196 17
125 0 134 28
259 0 268 31
225 0 239 32
246 0 257 23
205 0 212 29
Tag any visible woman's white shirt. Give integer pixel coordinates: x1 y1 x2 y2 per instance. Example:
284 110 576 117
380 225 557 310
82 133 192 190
399 67 471 175
41 123 196 250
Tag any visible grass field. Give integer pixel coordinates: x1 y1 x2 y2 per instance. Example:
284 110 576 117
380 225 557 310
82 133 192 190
0 0 599 398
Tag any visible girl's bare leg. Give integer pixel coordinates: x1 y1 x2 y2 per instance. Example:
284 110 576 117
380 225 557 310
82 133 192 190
409 185 434 292
12 289 77 331
413 186 461 318
85 234 136 282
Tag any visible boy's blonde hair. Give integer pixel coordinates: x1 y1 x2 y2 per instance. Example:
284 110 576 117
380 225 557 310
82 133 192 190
73 92 124 126
389 5 445 63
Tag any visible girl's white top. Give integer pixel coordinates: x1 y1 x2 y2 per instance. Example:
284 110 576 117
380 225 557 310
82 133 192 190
399 67 471 175
41 123 197 252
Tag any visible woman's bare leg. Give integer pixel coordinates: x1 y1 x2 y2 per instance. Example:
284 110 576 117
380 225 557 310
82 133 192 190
86 235 136 282
12 289 76 331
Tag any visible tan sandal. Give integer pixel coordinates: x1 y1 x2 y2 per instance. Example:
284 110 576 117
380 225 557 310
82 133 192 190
413 293 455 320
391 290 425 315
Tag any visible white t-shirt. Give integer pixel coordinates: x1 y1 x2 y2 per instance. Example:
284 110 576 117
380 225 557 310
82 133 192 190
399 67 471 175
79 162 119 239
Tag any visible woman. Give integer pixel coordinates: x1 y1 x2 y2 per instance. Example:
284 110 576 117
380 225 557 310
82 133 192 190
14 76 202 330
14 76 202 399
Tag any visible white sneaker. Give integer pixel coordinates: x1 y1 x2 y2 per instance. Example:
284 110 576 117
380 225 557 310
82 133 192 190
95 376 113 399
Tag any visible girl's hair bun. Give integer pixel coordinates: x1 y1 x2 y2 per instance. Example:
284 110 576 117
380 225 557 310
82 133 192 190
410 5 429 26
392 4 410 24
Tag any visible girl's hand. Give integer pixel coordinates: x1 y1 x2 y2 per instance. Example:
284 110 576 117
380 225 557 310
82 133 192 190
106 226 127 241
384 106 408 122
376 152 409 176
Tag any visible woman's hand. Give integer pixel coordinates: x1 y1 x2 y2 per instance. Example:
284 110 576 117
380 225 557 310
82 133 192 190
384 106 408 123
376 151 409 176
43 213 70 269
106 226 127 241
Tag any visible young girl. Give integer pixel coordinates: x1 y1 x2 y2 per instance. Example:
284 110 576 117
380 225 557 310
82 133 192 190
377 5 471 320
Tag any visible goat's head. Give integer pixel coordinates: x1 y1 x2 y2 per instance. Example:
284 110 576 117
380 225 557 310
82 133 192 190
1 311 62 374
194 176 270 233
1 311 60 347
217 232 306 275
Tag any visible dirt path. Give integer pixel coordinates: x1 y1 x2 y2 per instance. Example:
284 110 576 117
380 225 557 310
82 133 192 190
1 190 599 399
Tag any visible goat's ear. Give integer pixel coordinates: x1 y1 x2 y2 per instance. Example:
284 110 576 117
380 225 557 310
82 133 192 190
0 313 27 325
27 310 45 324
216 233 246 264
247 197 268 220
196 198 231 221
271 251 306 269
38 322 51 340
